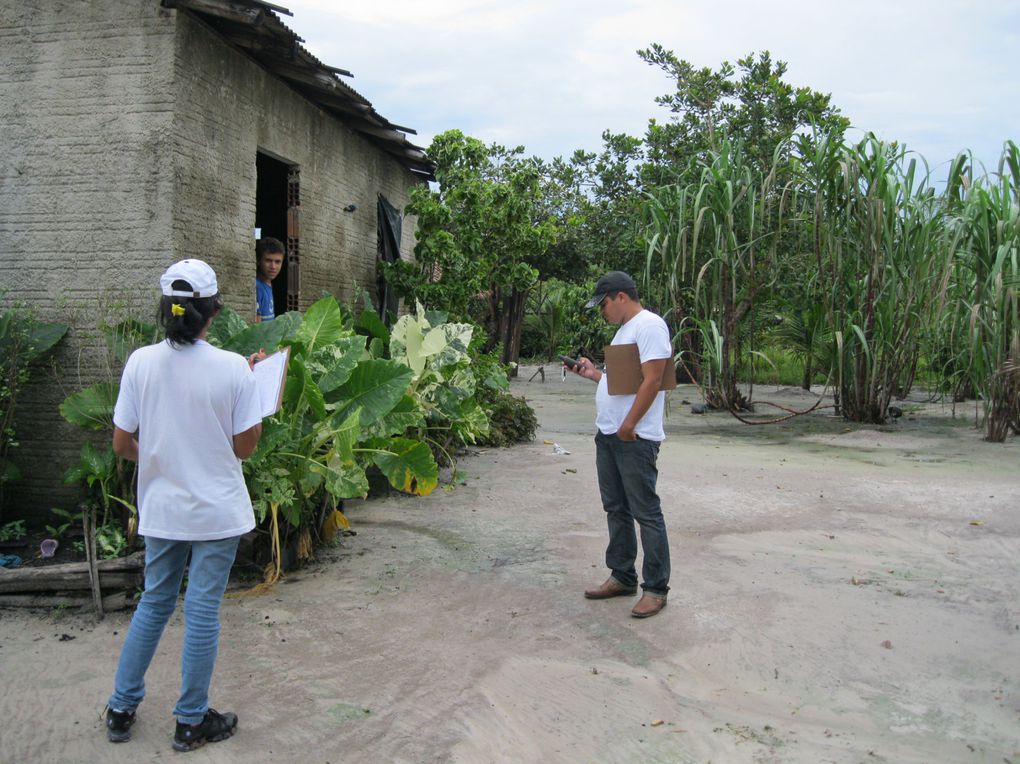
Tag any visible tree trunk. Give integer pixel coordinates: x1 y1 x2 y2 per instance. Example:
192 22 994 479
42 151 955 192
498 287 528 377
801 361 813 391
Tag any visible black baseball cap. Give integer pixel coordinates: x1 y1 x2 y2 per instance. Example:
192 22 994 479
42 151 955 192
584 271 637 309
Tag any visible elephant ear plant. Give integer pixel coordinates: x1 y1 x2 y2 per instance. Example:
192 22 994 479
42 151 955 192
61 297 491 581
208 296 491 586
388 301 491 460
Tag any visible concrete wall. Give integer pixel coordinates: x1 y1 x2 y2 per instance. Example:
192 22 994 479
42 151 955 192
0 1 421 518
171 10 420 317
0 0 177 517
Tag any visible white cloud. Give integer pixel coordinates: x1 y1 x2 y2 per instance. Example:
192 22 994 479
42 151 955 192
280 0 1019 170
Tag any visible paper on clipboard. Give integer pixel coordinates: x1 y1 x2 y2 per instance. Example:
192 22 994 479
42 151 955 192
604 343 676 395
252 346 291 417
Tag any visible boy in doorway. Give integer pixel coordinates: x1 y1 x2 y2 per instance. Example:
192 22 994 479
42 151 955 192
255 237 285 322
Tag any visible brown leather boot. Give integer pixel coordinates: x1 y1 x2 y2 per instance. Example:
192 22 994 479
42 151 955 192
630 593 667 618
584 577 638 599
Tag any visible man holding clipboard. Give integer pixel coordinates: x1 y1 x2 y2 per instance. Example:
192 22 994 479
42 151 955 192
566 272 673 619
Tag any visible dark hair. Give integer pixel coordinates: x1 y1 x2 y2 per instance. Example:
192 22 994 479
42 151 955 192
159 280 223 347
607 288 639 302
256 237 285 259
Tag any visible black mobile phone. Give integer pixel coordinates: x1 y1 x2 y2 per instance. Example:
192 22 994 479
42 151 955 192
559 355 580 370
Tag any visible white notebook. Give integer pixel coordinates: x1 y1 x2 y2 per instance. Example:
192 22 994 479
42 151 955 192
252 346 290 417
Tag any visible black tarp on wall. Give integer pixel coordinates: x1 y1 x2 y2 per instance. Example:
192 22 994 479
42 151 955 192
377 193 403 324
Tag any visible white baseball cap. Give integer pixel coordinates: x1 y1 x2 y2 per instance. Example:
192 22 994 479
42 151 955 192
160 259 219 298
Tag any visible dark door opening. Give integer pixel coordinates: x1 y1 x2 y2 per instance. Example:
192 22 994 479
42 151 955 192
256 151 300 316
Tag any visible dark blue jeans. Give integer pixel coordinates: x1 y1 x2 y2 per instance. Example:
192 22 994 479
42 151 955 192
594 431 670 596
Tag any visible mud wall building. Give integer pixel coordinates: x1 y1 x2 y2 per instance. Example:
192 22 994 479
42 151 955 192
0 0 433 515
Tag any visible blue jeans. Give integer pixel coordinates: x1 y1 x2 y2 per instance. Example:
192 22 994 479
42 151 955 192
594 432 670 596
108 535 240 724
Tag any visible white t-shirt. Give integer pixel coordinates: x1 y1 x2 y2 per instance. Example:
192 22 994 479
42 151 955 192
595 309 672 441
113 339 262 541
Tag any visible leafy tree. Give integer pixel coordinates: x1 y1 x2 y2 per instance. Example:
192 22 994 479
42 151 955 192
382 130 557 372
536 131 647 281
633 47 850 402
637 46 848 185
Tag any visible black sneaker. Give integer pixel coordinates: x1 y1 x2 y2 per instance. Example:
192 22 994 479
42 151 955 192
106 707 136 743
172 708 238 752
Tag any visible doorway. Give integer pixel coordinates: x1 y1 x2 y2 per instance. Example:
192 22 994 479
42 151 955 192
256 151 300 316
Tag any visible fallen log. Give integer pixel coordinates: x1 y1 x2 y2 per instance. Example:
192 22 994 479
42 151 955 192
0 551 144 595
0 590 133 611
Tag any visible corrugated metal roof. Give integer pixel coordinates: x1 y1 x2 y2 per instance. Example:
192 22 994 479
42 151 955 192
162 0 436 179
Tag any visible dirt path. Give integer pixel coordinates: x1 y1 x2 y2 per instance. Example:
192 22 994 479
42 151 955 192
2 369 1019 763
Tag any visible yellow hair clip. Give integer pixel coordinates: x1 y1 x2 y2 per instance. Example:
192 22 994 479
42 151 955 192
171 303 186 317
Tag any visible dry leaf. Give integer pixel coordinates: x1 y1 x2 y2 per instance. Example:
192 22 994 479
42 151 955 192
321 509 350 543
881 640 893 649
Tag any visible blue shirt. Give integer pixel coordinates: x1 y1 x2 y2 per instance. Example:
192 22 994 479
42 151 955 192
256 280 275 321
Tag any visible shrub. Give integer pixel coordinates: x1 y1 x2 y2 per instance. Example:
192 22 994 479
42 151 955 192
477 391 538 447
0 303 67 521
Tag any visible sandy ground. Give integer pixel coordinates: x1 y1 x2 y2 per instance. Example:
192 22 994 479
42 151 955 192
1 367 1019 764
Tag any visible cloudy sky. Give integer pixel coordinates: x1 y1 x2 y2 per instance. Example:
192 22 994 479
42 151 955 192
280 0 1019 178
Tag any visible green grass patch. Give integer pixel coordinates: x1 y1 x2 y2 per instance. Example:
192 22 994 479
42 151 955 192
743 346 820 386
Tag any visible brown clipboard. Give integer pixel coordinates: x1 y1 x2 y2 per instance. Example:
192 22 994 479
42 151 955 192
604 343 676 396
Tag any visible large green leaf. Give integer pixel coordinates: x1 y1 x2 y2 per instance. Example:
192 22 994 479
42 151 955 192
60 383 119 430
444 367 477 401
221 311 301 356
315 336 367 393
313 406 361 461
363 394 425 438
323 451 369 499
207 306 248 348
369 436 438 496
421 326 448 357
329 360 412 423
245 418 291 468
294 296 345 354
283 357 326 420
424 309 448 326
65 442 115 485
391 311 428 377
430 323 473 369
0 311 65 365
355 306 390 345
298 467 323 498
431 384 463 420
454 398 490 441
25 321 68 362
